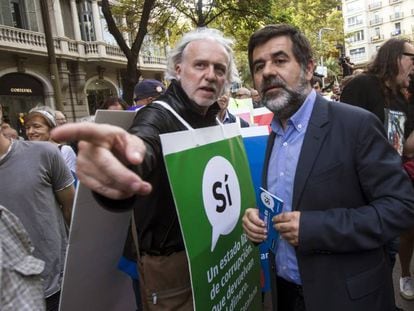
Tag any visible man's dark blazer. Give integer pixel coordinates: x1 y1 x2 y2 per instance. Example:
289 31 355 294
262 94 414 311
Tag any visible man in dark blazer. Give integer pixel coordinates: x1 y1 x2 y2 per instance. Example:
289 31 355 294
242 24 414 311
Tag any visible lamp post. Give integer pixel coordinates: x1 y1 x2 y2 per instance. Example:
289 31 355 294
318 27 334 87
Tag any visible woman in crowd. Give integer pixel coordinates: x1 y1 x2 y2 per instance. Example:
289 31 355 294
24 106 77 182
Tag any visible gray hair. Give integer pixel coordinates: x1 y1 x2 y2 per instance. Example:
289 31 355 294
165 28 239 90
27 105 57 127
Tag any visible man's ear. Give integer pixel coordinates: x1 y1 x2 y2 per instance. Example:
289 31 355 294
175 64 181 80
305 59 316 81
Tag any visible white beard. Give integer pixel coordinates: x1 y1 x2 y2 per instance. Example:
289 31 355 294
264 89 291 114
262 72 309 118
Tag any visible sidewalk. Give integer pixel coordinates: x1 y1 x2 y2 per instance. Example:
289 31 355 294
393 255 414 310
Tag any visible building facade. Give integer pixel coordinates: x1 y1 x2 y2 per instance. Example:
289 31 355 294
342 0 414 67
0 0 166 129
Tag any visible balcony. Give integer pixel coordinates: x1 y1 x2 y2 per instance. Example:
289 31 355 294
368 2 382 10
390 12 404 21
0 25 166 70
389 0 402 4
371 34 384 42
369 18 383 26
348 20 364 28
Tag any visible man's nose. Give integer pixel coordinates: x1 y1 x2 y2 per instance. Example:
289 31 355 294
262 62 278 78
205 65 217 81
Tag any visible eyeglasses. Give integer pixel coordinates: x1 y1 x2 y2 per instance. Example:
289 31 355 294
403 52 414 61
235 94 250 99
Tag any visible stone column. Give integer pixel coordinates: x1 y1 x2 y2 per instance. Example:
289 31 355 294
91 0 103 42
70 0 82 41
52 0 65 37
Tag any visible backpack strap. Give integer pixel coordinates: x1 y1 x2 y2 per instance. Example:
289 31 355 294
153 100 194 130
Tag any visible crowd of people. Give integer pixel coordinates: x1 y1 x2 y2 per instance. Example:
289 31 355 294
1 23 414 311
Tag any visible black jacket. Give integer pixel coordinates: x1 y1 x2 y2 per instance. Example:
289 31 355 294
97 80 220 255
341 73 413 138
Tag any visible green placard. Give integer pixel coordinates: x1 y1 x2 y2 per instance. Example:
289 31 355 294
164 135 261 311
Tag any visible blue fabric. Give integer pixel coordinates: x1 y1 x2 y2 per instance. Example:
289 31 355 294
267 90 316 285
243 134 270 292
118 256 139 280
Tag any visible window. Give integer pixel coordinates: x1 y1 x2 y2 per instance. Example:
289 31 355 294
347 1 362 13
392 22 401 36
0 0 38 31
10 0 25 28
100 6 116 44
77 0 96 41
350 47 366 59
374 27 381 36
347 15 363 27
349 30 364 43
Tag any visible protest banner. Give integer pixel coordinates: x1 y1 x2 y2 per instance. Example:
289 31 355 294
228 97 254 124
160 123 261 311
252 107 273 129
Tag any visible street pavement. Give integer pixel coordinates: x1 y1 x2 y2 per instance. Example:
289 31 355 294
394 255 414 310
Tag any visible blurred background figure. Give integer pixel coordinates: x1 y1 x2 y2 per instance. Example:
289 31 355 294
0 204 46 310
217 93 249 127
54 110 67 126
130 79 166 110
340 55 354 77
399 73 414 302
98 97 128 110
311 75 323 94
250 88 263 108
234 87 251 99
2 126 18 140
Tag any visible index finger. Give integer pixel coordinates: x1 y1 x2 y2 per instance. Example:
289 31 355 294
51 123 125 147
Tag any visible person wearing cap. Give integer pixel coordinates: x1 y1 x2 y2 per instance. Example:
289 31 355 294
0 104 75 310
129 79 166 110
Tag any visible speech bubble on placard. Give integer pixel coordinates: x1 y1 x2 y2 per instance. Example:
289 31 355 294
260 191 275 213
202 156 241 252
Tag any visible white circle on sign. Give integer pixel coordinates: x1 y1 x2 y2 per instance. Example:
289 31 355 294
260 191 275 212
202 156 241 252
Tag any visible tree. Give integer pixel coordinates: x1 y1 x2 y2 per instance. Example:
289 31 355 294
103 0 344 99
270 0 344 81
101 0 155 104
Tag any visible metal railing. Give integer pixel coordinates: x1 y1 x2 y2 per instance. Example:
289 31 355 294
369 18 383 26
368 2 382 10
371 34 384 42
390 12 404 21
